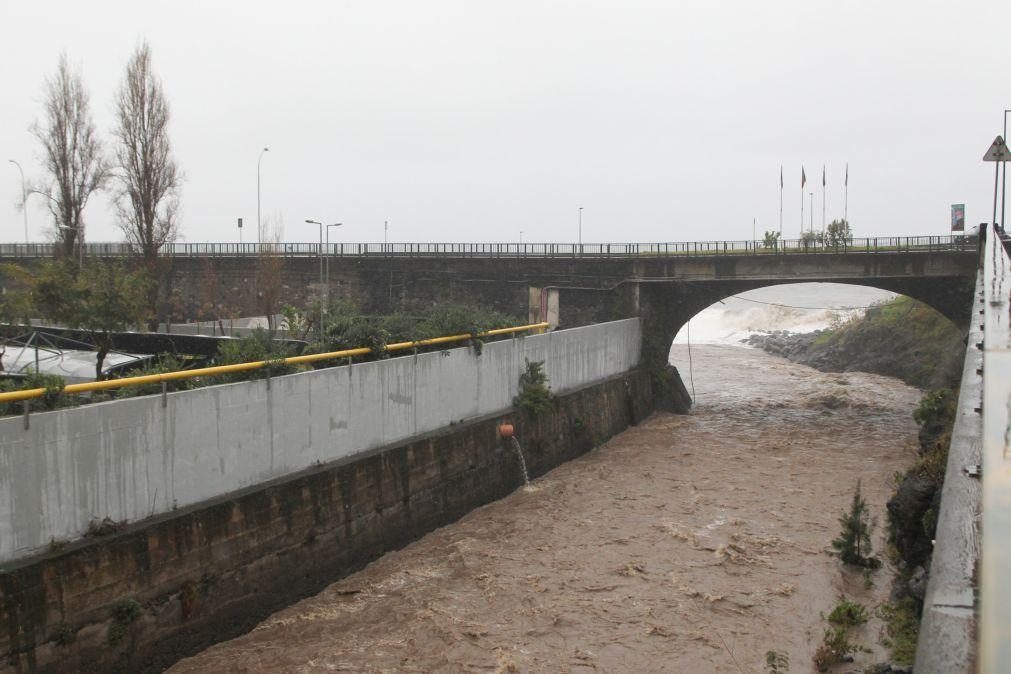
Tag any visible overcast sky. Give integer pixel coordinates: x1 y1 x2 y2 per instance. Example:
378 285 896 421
1 0 1008 244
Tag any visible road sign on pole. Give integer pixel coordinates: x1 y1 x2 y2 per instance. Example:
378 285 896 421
983 136 1011 162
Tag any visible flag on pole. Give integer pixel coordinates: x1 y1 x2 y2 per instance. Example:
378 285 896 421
780 166 783 188
845 163 848 186
801 167 806 188
822 165 826 186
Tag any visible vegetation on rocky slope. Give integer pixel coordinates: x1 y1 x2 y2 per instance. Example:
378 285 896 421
750 296 964 390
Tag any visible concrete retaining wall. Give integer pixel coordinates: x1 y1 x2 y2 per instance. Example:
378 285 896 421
0 319 641 564
0 366 654 673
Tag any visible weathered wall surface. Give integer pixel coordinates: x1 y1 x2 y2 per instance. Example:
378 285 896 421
0 320 641 564
0 368 654 674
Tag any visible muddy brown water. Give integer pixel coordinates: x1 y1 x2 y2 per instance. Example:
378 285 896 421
171 345 920 673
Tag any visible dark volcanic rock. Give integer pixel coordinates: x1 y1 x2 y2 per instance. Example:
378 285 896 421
887 474 937 568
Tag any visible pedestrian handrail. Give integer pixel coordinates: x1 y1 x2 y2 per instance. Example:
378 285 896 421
0 322 550 404
0 235 977 260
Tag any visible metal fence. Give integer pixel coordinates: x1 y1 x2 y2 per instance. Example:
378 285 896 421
0 235 978 260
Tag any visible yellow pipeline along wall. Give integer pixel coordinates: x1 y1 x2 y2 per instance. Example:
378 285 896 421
0 322 550 404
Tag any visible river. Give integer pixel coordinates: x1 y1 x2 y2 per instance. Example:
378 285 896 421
172 284 920 673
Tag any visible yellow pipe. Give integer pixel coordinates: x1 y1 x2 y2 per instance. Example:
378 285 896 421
0 322 550 404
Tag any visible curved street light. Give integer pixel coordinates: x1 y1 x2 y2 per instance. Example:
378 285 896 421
257 147 270 244
8 160 28 244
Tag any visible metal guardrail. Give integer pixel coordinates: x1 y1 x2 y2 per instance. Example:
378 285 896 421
980 224 1011 672
0 322 549 404
0 235 977 259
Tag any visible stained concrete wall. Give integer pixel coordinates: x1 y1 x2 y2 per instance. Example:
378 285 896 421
0 319 641 564
0 368 654 673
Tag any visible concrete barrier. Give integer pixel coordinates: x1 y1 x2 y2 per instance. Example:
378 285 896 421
0 319 641 564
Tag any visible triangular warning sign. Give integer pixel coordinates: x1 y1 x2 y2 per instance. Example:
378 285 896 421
983 135 1011 162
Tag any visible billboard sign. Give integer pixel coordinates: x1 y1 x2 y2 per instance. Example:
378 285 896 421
951 204 965 232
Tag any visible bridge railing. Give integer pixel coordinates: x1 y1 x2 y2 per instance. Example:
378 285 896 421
979 223 1011 672
0 235 976 259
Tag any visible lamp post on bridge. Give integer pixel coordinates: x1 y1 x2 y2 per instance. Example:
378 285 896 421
578 207 583 247
257 147 269 244
1002 109 1010 233
809 192 814 233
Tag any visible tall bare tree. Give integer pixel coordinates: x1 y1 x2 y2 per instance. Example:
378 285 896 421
256 215 286 333
31 54 108 259
112 42 181 261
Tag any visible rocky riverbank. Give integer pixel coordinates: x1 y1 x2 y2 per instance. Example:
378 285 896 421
745 297 964 390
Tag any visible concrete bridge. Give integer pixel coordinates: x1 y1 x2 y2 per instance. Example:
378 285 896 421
0 234 979 410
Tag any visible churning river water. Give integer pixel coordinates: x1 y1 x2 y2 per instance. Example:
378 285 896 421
172 284 921 673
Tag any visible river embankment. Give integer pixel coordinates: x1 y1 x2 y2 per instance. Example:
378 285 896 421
172 344 921 673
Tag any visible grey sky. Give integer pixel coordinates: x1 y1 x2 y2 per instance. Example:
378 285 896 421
1 0 1008 244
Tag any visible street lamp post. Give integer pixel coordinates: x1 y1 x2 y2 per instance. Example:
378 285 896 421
578 207 583 249
809 193 814 233
306 219 323 285
326 223 343 288
257 147 269 244
7 160 28 244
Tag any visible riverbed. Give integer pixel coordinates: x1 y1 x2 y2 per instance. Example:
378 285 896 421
172 344 920 673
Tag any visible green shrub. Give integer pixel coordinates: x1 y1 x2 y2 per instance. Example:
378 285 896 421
514 359 553 417
215 329 297 381
0 372 67 415
827 597 868 627
832 481 880 568
115 355 195 398
764 649 789 673
812 627 856 672
879 597 920 665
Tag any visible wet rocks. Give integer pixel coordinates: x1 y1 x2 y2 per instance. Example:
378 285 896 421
886 475 937 568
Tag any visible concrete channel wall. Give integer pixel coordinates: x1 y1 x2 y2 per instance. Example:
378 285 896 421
0 319 642 564
914 272 983 672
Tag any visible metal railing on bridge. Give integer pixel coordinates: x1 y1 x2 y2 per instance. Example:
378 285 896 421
0 235 977 260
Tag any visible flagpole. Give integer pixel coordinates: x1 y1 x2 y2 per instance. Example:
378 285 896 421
779 169 783 238
822 166 826 233
845 163 849 224
800 166 805 237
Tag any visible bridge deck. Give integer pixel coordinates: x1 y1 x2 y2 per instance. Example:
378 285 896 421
0 235 976 259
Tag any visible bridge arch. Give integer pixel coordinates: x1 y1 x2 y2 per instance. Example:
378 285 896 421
635 275 975 412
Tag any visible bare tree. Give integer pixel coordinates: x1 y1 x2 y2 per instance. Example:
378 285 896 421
112 42 181 261
256 215 286 333
31 54 108 259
